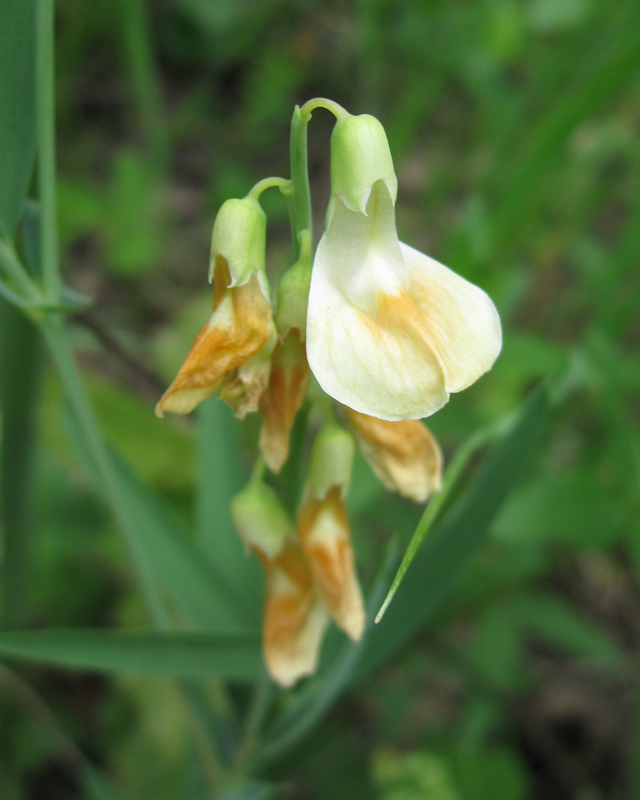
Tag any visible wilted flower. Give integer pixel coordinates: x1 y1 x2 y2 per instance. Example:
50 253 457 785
297 423 365 641
306 113 502 421
344 406 442 503
231 479 328 687
259 235 313 472
156 196 276 418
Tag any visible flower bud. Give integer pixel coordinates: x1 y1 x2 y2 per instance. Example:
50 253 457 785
230 480 293 560
275 231 312 339
329 114 398 223
209 197 268 292
344 407 443 503
307 422 355 500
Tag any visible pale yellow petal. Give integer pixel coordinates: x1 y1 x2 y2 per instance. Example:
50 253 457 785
402 243 502 394
345 407 442 503
306 236 448 421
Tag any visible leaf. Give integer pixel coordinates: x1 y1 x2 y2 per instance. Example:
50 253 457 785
492 472 624 548
365 386 548 673
512 592 624 669
197 398 263 612
0 0 36 240
63 403 259 631
0 629 262 680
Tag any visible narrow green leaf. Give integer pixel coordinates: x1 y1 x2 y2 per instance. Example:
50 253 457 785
63 402 259 631
0 0 37 240
0 629 262 680
364 386 548 673
110 447 260 631
0 300 40 630
197 398 263 611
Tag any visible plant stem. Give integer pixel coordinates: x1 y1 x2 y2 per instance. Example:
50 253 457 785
0 303 40 630
120 0 168 168
232 672 271 778
247 177 291 202
39 314 168 626
0 240 40 300
36 0 59 301
288 106 313 255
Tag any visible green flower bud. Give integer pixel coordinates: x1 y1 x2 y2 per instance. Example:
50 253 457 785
209 197 267 288
231 480 294 559
307 423 355 500
276 230 312 337
329 114 398 222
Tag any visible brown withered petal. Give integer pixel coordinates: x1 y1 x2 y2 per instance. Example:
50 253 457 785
156 257 273 417
259 331 311 473
262 541 329 688
297 486 365 641
344 406 442 503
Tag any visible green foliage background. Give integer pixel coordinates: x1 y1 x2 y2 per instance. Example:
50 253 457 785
1 0 639 798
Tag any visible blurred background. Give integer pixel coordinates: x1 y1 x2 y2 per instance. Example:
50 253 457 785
2 0 640 798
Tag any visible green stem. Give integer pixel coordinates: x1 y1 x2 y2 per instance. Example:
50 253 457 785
288 106 312 255
0 241 40 300
120 0 168 168
247 177 291 202
288 98 349 255
36 0 60 301
39 314 168 627
231 672 271 779
0 303 40 630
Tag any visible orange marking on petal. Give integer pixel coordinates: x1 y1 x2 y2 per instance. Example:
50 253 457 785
156 260 273 416
259 331 311 472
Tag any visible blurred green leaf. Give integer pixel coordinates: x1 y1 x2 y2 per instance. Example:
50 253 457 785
454 747 527 800
0 301 40 630
0 0 36 240
0 628 261 680
492 472 624 547
63 402 259 631
513 592 624 668
198 398 263 611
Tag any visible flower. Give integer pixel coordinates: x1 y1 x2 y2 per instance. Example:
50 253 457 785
306 114 502 421
259 237 313 472
344 406 442 503
156 196 276 418
297 423 365 641
231 479 328 687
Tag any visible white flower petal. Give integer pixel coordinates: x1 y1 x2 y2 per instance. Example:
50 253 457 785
401 243 502 393
306 233 449 421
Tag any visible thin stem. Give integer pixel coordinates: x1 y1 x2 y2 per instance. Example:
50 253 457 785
39 314 168 627
120 0 169 168
288 106 312 255
299 97 350 122
0 241 41 300
36 0 60 301
247 177 291 201
249 455 267 485
231 672 271 778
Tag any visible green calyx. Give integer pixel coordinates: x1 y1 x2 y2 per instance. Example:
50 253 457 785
307 422 355 500
276 230 312 337
230 479 294 559
209 196 267 287
329 114 398 222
